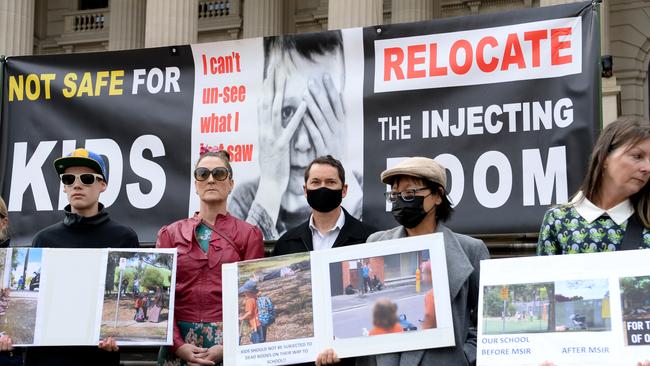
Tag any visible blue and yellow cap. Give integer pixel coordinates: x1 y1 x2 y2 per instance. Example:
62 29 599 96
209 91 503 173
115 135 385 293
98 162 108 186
54 148 108 182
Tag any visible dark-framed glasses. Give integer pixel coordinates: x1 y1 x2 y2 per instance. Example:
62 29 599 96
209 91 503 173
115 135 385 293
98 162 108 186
60 173 103 186
194 167 230 181
384 187 430 202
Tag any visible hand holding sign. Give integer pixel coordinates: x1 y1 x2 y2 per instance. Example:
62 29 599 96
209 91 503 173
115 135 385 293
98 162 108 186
0 335 13 352
98 337 119 352
315 348 341 366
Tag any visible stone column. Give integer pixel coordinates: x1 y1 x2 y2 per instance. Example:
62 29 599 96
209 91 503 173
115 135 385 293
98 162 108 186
391 0 433 24
242 0 284 38
327 0 383 30
0 0 35 56
145 0 197 48
109 0 145 51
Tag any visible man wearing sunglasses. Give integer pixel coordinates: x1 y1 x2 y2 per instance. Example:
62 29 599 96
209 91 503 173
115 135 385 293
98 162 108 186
26 148 139 366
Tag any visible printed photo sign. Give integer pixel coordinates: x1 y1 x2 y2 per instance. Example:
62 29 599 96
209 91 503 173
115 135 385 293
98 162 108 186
0 248 177 346
222 234 453 366
478 250 650 365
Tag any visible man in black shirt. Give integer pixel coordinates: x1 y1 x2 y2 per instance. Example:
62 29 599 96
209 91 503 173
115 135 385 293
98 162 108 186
26 148 139 366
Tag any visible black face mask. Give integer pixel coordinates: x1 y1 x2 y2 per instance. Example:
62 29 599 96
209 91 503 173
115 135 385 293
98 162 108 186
391 195 433 229
306 187 343 213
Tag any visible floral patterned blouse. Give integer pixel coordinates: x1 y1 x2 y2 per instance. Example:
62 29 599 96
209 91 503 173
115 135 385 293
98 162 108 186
537 205 650 255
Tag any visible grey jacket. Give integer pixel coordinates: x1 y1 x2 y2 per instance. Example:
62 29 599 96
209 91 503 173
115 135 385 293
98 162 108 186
356 223 490 366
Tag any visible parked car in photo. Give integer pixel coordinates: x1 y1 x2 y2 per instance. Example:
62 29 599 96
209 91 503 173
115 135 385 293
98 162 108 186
29 271 40 291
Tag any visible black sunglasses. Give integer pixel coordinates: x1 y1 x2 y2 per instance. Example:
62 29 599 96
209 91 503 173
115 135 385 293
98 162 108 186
60 173 103 185
194 167 230 181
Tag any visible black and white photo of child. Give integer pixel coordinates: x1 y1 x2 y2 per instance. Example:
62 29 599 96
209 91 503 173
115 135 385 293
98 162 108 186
230 30 363 240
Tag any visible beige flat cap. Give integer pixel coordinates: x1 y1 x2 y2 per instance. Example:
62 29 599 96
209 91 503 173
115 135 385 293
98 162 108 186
380 157 446 190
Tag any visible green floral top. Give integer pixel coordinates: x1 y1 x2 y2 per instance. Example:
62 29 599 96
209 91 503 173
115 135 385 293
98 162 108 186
537 205 650 255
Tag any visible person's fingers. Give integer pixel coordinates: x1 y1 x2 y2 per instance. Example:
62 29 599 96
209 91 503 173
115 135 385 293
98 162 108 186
99 337 119 352
315 352 325 366
303 113 326 154
193 351 209 359
109 337 119 352
0 335 13 351
323 73 345 121
309 77 338 132
278 101 307 145
271 70 287 130
190 356 215 366
303 88 331 134
316 348 340 365
191 346 208 353
261 61 277 121
327 349 340 364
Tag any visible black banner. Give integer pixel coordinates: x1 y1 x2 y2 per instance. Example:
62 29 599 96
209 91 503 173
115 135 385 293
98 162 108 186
1 2 600 243
362 2 599 234
1 47 195 243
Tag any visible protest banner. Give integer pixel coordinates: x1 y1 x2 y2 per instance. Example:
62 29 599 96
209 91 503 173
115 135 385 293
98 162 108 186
0 2 600 242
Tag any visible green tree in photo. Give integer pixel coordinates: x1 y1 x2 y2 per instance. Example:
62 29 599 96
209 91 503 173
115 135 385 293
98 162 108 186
483 287 504 317
621 276 650 313
141 267 165 290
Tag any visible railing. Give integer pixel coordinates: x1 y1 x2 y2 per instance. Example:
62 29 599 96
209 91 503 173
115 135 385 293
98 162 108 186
63 8 108 34
199 0 231 18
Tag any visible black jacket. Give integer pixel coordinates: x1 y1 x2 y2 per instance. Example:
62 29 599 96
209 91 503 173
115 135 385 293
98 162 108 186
273 208 375 256
26 204 139 366
32 204 139 249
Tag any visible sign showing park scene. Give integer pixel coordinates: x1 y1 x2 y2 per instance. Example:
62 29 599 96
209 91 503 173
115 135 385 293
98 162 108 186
478 250 650 366
0 248 176 346
482 279 611 336
0 248 42 344
99 250 175 344
222 234 454 366
482 282 553 335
